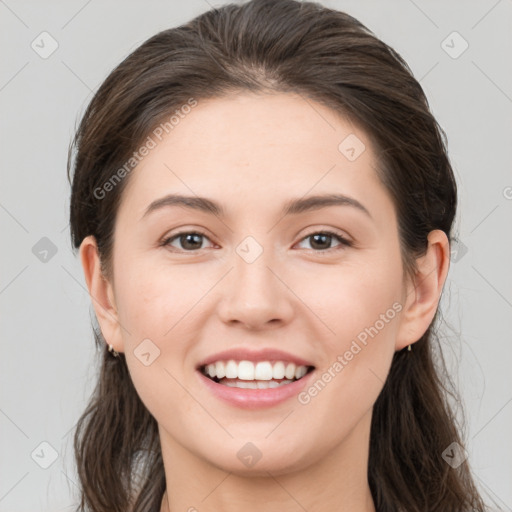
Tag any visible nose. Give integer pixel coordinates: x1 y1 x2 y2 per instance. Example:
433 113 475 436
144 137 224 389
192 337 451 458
216 245 294 330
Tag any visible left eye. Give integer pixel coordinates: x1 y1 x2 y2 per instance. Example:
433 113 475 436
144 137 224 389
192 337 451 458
162 230 350 252
296 231 351 251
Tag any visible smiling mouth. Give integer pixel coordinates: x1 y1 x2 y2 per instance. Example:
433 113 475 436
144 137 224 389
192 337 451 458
199 360 315 389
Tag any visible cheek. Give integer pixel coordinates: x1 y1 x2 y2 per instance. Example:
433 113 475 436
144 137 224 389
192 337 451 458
295 255 403 415
114 259 199 424
112 256 212 403
311 261 402 395
113 253 206 342
297 257 403 347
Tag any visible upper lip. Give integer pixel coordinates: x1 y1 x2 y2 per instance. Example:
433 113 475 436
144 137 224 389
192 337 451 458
196 348 315 369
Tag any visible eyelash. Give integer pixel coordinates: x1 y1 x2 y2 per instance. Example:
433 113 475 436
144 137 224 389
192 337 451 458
161 229 353 254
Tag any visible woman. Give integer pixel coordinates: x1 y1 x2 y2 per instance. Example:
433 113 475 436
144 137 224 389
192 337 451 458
67 0 488 510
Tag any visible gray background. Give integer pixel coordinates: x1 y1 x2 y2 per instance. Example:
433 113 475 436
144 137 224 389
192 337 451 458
1 0 511 510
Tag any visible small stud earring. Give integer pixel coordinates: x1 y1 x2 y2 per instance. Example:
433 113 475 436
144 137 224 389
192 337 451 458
407 344 412 352
108 344 119 357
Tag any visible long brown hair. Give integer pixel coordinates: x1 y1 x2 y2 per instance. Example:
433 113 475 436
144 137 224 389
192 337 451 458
67 1 488 510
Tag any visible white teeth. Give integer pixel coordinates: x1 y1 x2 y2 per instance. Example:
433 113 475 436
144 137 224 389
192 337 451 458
295 365 308 379
202 359 310 382
272 361 285 379
235 380 258 389
224 379 294 389
254 362 273 380
285 362 296 380
207 364 216 378
238 361 255 380
215 361 225 379
225 360 238 379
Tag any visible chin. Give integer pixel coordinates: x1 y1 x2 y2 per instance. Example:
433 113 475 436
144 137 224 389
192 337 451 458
192 436 318 478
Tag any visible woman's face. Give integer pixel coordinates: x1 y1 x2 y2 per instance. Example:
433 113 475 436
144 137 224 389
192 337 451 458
95 92 413 475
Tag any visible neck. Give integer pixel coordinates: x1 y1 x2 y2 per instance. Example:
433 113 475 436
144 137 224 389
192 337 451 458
159 411 376 512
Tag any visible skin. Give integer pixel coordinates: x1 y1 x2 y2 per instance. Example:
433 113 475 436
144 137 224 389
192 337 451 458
80 92 449 512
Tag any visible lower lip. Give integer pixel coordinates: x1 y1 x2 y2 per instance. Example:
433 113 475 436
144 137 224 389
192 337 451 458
197 370 315 409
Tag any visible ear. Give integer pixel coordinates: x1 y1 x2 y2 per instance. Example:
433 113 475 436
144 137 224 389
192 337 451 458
79 235 124 354
395 229 450 351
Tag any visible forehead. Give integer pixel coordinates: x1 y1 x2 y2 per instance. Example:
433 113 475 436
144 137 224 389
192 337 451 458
118 92 388 219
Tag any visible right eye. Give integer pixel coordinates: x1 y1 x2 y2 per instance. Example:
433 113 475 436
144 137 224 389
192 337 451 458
161 231 215 252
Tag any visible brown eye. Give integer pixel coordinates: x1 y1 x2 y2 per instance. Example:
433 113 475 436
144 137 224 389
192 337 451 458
162 231 213 251
297 231 352 252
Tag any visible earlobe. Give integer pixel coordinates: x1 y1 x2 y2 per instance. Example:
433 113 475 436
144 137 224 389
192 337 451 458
79 235 124 353
395 230 450 351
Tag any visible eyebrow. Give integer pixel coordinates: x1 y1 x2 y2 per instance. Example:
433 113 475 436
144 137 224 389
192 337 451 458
141 193 372 220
